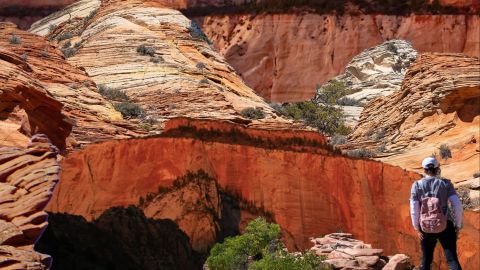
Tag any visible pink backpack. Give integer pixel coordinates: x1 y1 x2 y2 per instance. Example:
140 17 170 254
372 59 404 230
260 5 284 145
419 180 447 233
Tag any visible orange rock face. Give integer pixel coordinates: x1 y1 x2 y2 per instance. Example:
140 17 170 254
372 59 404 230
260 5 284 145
200 14 480 101
49 118 479 270
0 22 142 150
0 134 60 270
347 53 480 183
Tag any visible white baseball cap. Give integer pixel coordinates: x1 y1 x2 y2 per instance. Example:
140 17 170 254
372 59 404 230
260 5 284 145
422 157 439 169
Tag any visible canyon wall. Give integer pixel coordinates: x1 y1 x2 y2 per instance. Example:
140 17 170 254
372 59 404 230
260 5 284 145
347 53 480 183
48 118 480 270
0 135 60 269
28 0 294 129
199 14 480 101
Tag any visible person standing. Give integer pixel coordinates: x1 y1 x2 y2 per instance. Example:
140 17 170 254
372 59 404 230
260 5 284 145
410 157 463 270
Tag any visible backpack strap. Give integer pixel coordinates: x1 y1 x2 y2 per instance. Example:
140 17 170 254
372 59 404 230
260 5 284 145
431 177 444 198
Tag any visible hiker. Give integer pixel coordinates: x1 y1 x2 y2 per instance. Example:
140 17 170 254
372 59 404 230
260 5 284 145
410 157 463 270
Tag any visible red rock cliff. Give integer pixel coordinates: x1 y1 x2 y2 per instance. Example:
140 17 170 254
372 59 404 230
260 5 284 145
49 118 479 270
199 14 480 101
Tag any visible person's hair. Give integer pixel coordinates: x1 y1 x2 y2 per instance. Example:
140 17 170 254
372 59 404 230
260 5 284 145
424 164 440 176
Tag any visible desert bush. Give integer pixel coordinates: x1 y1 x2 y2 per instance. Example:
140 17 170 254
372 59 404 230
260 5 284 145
150 56 163 63
329 135 346 145
280 101 351 136
377 143 387 153
9 33 21 44
62 41 72 49
98 85 129 101
136 44 156 56
114 102 145 118
57 32 73 41
386 42 398 54
189 21 212 44
439 144 452 160
84 9 97 23
196 62 206 70
241 107 265 120
48 24 56 33
456 187 473 209
207 218 329 270
346 148 374 158
373 128 387 141
61 47 77 58
20 53 28 62
199 78 210 84
41 48 49 58
336 97 361 106
474 172 480 178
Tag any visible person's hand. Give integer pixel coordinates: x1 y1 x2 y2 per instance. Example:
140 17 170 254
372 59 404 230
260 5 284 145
416 230 424 240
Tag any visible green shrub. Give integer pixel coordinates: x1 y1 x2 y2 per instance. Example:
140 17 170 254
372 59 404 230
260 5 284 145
280 101 351 136
137 44 156 56
315 80 351 105
241 107 265 120
207 218 329 270
439 144 452 160
114 102 145 118
9 33 21 44
98 85 129 101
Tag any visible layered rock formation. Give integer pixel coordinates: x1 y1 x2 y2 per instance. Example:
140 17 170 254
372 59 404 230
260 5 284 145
310 233 413 270
200 13 480 101
0 22 142 150
28 0 292 128
347 53 480 183
313 39 417 125
47 118 480 269
0 135 59 270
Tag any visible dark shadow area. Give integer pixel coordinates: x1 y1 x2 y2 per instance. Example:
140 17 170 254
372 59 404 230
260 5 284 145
35 206 203 270
181 0 475 17
439 89 480 123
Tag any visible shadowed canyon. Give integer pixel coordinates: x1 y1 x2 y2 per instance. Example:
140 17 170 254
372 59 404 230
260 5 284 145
0 0 479 270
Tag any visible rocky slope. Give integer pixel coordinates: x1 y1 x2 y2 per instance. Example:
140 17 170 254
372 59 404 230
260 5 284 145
310 233 412 270
199 13 479 102
47 118 480 270
0 135 59 270
313 39 417 125
28 0 292 129
0 22 142 150
347 53 480 184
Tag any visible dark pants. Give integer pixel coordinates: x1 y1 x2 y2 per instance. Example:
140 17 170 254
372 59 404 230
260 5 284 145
420 221 462 270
